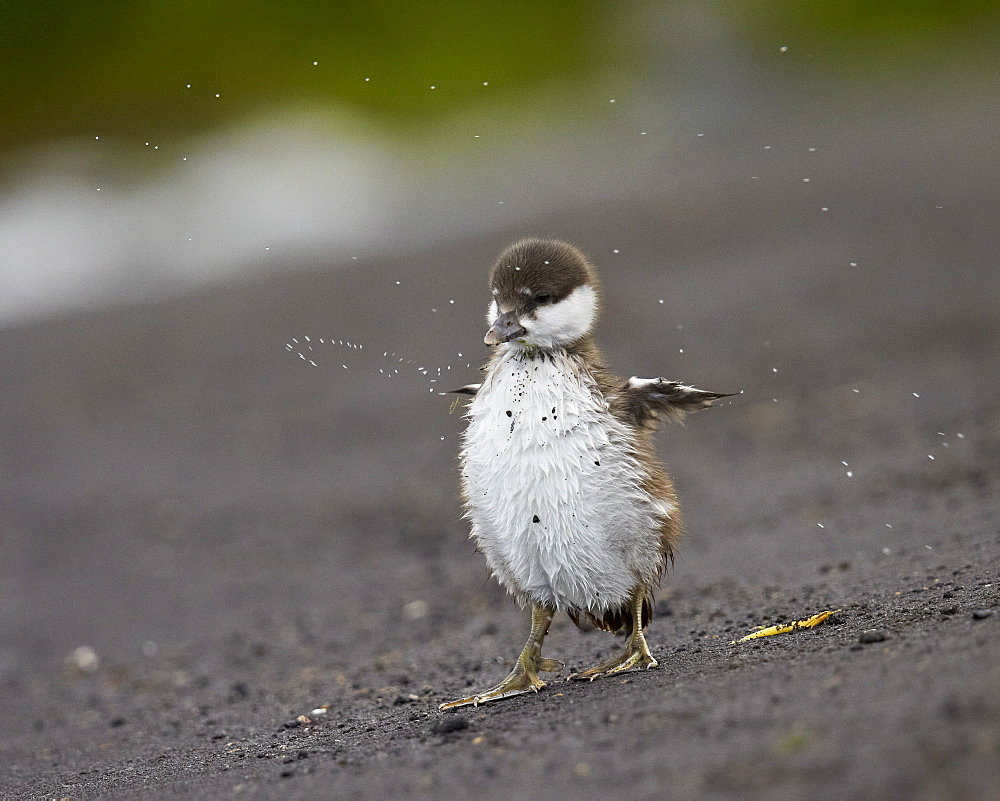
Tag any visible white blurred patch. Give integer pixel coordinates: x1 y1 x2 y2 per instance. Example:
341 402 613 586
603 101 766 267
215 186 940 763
0 111 399 323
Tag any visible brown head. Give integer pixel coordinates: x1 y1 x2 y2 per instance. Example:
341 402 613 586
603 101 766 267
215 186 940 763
484 239 601 350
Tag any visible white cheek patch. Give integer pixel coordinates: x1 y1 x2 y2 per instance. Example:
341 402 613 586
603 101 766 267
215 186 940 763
524 284 596 347
486 299 499 326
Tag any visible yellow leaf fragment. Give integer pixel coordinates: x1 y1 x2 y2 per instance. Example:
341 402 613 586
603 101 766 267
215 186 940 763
733 609 841 643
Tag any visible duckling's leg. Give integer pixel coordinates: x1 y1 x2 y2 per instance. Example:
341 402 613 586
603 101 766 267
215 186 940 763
439 604 563 710
569 586 658 680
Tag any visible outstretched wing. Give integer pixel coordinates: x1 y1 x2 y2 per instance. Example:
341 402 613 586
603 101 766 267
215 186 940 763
619 377 733 429
440 383 481 397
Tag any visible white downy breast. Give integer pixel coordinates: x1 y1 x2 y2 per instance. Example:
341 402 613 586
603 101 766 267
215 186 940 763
460 348 666 613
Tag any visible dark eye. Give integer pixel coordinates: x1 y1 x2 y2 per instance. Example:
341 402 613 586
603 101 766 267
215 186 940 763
535 293 551 304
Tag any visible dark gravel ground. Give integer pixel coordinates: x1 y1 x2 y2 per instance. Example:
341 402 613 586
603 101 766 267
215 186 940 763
1 108 998 799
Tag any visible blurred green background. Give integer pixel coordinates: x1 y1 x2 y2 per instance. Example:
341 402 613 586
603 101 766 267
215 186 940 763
1 0 997 322
4 1 997 150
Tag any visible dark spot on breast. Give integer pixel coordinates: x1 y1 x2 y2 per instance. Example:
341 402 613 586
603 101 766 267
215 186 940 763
595 460 601 466
532 515 540 523
506 410 512 417
541 416 547 421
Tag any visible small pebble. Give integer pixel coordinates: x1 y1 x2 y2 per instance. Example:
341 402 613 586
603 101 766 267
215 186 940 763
65 646 100 676
431 716 469 735
858 630 888 644
971 609 992 620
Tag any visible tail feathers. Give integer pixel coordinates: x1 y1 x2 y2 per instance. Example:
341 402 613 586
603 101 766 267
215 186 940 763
569 595 653 635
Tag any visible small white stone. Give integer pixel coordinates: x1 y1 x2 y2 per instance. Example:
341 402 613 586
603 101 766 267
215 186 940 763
66 646 99 674
404 600 428 619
